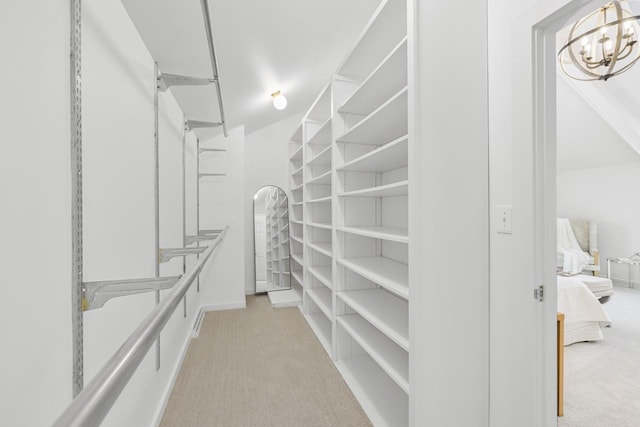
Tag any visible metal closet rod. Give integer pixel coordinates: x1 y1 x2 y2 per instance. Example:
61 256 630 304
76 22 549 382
200 0 227 138
52 226 229 427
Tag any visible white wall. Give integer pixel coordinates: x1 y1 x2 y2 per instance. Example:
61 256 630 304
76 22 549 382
0 1 243 425
198 126 247 309
488 0 605 425
558 163 640 284
243 113 304 294
556 74 640 173
0 1 71 425
410 1 489 425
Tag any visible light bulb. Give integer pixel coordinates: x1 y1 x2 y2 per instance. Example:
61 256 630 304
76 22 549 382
271 91 287 110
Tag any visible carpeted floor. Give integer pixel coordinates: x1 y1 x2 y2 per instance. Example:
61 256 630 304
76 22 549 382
160 295 371 427
559 284 640 427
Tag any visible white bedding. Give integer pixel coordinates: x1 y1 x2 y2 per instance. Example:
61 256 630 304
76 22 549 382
557 275 611 345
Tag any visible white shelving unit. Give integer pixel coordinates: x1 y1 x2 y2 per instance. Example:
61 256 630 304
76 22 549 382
264 187 291 291
289 123 304 294
288 0 410 424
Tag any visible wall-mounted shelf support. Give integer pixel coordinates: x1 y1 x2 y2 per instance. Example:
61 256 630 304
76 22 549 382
159 247 207 263
186 233 220 245
198 172 226 178
199 147 227 154
158 73 216 92
186 120 222 132
82 276 181 311
199 228 224 235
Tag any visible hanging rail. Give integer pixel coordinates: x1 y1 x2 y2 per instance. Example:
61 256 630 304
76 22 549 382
200 0 227 137
52 226 229 427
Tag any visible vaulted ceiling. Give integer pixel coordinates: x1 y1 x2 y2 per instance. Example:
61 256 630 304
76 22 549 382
121 0 379 139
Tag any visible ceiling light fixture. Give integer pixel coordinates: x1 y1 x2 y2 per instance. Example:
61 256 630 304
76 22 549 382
558 0 640 81
271 90 287 110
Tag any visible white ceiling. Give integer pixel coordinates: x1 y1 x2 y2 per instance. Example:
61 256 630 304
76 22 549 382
121 0 379 138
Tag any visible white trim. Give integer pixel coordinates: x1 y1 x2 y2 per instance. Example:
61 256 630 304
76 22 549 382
202 301 246 313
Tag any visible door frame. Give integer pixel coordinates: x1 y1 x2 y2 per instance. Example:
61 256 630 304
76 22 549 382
531 0 603 422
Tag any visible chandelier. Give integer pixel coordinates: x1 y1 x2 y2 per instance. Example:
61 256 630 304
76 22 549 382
558 1 640 81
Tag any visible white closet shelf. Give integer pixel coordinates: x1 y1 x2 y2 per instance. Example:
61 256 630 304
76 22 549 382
305 83 332 122
338 135 408 173
308 241 332 257
307 117 332 146
291 236 303 246
307 287 332 319
307 145 332 166
338 289 408 351
335 356 408 427
292 270 303 286
291 253 304 266
305 312 332 355
307 170 332 185
338 314 409 393
338 37 408 116
290 144 303 161
308 265 333 289
292 201 304 206
338 256 408 299
337 225 408 243
338 180 408 198
292 183 304 191
337 0 407 79
292 165 303 176
291 123 303 143
307 221 332 230
336 87 408 145
307 196 332 204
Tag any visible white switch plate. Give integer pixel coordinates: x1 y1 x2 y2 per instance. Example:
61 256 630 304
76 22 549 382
497 204 512 234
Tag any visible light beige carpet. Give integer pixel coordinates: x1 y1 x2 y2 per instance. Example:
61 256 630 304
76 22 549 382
160 295 372 427
558 285 640 427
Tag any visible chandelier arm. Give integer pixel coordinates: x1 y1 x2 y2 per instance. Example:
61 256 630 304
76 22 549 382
603 1 624 78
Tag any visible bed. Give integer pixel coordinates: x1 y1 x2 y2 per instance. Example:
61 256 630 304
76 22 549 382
557 275 611 345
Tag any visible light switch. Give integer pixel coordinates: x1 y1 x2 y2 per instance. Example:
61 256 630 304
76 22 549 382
497 204 512 234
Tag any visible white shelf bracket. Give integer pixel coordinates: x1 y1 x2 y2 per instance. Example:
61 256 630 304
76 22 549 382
159 247 207 263
186 120 222 131
82 276 181 311
158 73 216 92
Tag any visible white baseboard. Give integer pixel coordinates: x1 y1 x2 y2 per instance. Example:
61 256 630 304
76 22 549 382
201 300 246 312
151 299 246 427
151 314 198 427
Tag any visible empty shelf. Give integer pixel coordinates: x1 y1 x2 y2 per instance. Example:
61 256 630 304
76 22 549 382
291 253 304 266
339 38 408 116
308 222 332 230
338 135 408 173
338 288 408 351
338 181 408 198
338 256 408 299
308 241 332 257
307 170 332 185
305 312 332 356
335 356 408 427
338 315 409 393
291 270 303 286
307 196 332 204
337 87 408 146
308 265 333 289
337 225 408 243
307 117 332 146
290 144 303 161
307 145 331 166
307 287 332 319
